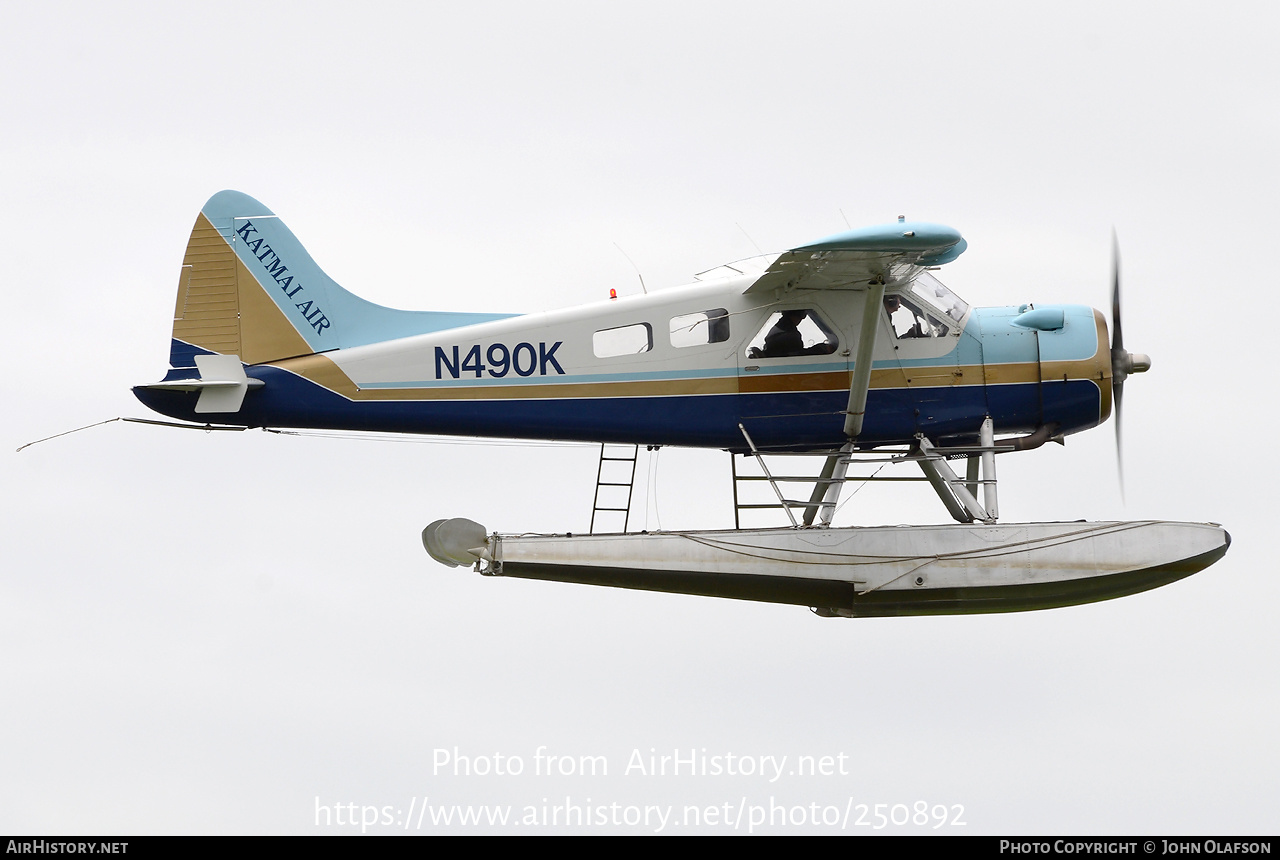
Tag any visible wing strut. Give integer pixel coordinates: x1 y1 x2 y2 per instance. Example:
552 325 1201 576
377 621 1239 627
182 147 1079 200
801 283 884 526
843 282 885 439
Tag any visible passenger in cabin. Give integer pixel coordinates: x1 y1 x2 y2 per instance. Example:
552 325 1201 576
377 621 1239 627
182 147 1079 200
706 308 730 344
756 310 837 358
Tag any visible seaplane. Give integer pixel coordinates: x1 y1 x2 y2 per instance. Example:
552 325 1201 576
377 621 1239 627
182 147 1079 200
132 191 1229 617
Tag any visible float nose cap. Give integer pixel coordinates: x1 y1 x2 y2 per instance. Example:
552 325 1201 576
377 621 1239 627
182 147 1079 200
423 517 490 567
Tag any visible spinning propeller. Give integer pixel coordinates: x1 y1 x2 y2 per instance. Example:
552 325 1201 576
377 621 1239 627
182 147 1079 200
1109 233 1152 498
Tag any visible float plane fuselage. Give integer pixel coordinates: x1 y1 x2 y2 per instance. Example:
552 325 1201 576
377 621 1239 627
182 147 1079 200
134 191 1115 454
133 191 1224 619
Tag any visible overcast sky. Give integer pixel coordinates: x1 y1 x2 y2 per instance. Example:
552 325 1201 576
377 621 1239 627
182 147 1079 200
3 0 1277 834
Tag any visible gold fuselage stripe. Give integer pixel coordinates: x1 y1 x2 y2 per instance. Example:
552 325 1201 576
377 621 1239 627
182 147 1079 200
267 354 1111 404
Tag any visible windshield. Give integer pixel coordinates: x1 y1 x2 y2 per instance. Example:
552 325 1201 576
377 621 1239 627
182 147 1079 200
910 271 969 322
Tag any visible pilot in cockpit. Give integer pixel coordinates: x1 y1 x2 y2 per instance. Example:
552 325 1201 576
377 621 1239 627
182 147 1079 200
885 294 941 339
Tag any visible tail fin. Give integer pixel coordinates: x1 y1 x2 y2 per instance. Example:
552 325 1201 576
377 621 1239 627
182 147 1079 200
168 190 512 368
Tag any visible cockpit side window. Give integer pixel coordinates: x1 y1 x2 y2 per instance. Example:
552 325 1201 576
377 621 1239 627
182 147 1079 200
745 309 839 359
884 293 950 339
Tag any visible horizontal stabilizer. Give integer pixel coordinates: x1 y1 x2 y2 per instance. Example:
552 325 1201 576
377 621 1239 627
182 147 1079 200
134 354 262 414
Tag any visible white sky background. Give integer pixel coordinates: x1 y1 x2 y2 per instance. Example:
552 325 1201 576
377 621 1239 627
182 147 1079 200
2 0 1276 834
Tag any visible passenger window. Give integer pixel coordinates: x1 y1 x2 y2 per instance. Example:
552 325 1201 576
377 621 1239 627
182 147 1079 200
593 323 653 358
670 308 730 348
745 309 838 359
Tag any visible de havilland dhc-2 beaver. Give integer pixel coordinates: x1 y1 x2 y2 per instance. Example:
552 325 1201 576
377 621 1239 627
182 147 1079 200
132 191 1229 617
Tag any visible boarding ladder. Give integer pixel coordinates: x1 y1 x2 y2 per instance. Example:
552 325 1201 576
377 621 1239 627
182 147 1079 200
589 443 639 534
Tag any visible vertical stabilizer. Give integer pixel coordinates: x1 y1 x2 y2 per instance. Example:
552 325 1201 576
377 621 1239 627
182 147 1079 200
167 190 515 369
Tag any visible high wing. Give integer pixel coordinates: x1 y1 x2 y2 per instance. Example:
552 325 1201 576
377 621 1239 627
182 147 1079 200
744 220 967 295
739 220 967 522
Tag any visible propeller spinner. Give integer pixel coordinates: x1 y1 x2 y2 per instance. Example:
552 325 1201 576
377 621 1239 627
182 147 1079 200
1110 234 1152 497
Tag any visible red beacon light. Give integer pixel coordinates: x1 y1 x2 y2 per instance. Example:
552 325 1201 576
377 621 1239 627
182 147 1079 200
609 289 618 300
